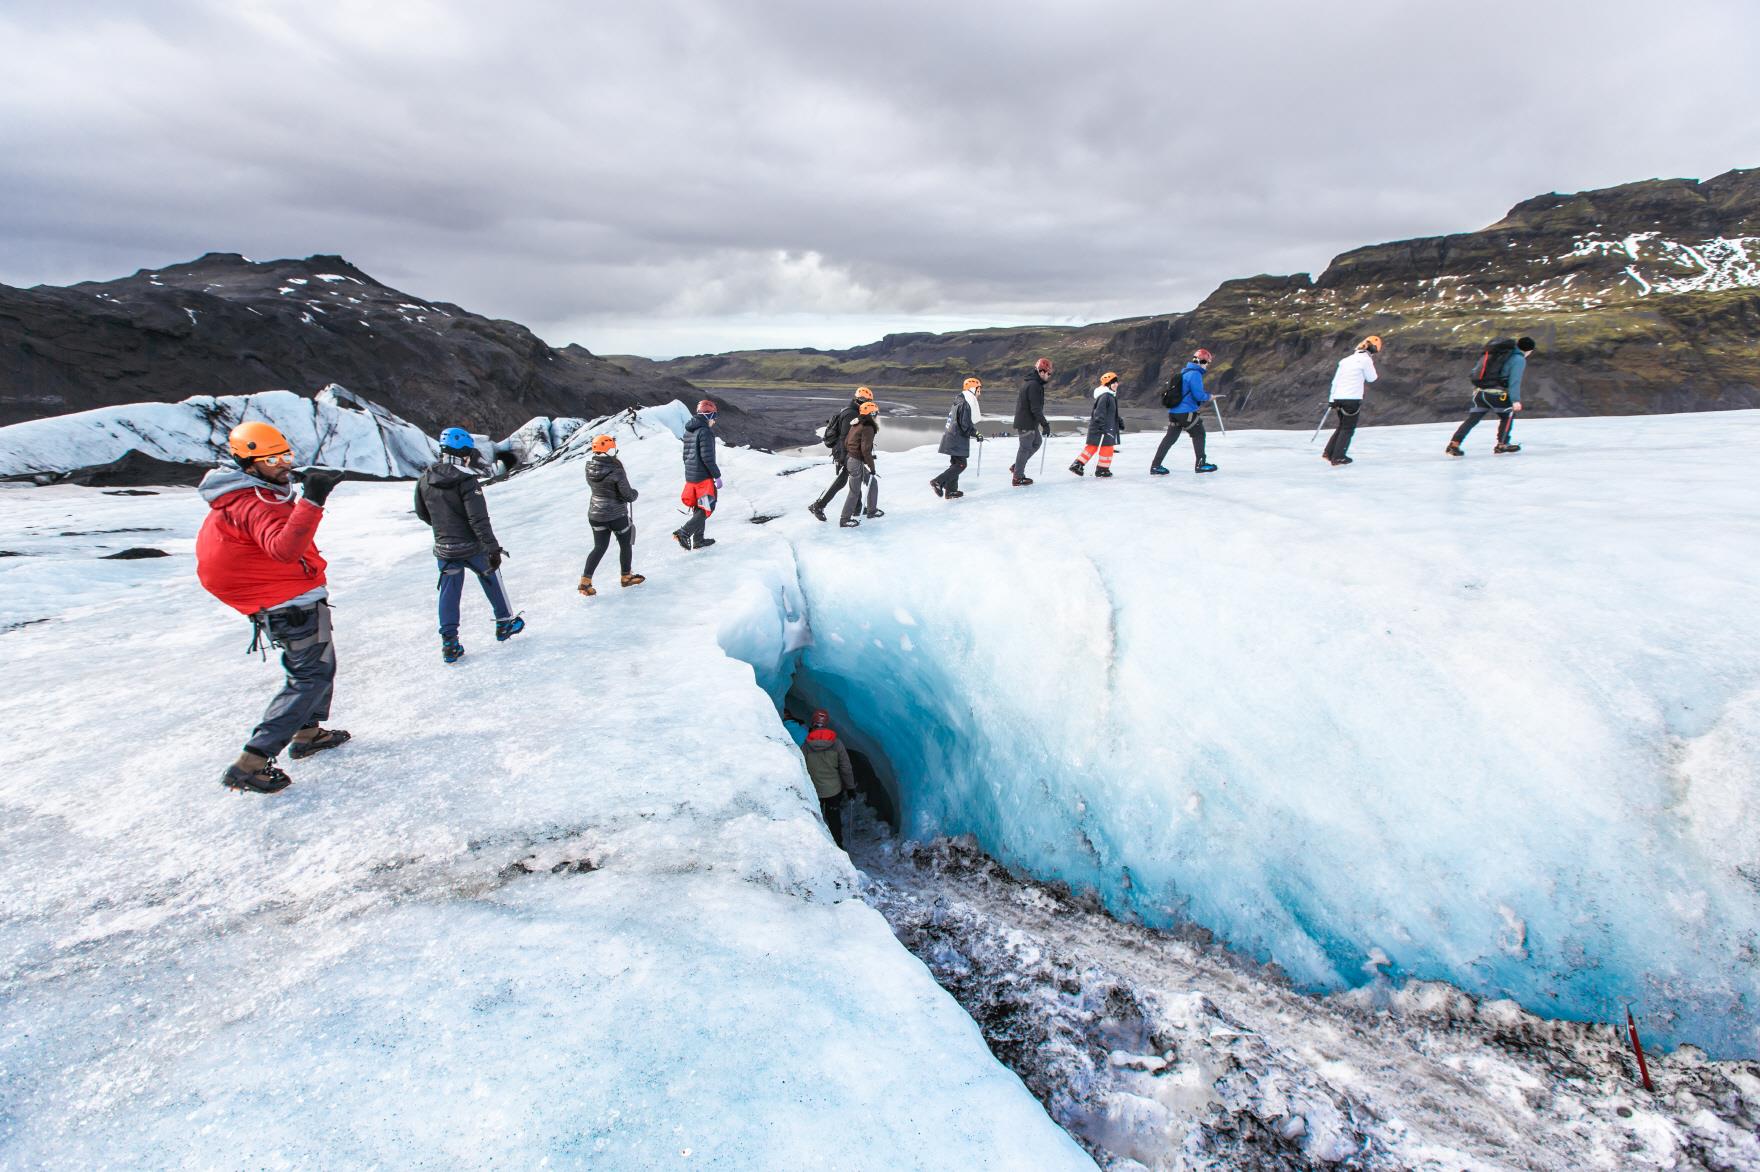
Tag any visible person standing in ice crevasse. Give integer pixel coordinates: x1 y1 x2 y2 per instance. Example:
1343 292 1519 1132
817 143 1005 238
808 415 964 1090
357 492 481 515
196 421 351 795
809 386 872 521
579 433 644 597
1447 336 1535 457
930 377 984 499
839 400 883 527
1151 348 1218 474
800 709 855 850
1011 357 1054 487
674 398 722 550
1070 371 1123 477
415 428 523 665
1322 336 1382 466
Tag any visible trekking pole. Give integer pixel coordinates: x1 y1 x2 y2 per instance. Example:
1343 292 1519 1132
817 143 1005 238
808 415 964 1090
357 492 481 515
1625 1005 1655 1092
975 434 984 479
1039 429 1050 476
1211 400 1227 436
1310 403 1332 443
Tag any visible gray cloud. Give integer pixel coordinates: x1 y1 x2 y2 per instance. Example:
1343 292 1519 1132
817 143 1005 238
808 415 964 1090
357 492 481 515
3 0 1756 356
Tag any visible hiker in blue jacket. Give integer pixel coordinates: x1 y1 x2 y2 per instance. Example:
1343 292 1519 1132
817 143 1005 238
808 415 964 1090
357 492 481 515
1151 348 1218 474
1447 337 1535 456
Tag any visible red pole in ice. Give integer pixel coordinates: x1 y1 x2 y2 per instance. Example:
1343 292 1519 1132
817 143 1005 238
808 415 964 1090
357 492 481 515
1625 1006 1655 1092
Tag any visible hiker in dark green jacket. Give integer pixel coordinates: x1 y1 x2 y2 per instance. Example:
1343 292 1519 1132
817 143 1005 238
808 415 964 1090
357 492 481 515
801 709 854 850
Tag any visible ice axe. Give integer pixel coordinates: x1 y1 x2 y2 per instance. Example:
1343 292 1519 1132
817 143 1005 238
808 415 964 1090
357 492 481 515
1310 402 1333 443
1211 400 1227 436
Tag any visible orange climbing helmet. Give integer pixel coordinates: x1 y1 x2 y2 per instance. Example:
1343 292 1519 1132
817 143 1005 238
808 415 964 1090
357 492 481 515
227 421 291 461
859 401 879 416
962 377 983 392
591 434 617 453
1099 371 1120 386
854 386 874 400
1360 335 1383 353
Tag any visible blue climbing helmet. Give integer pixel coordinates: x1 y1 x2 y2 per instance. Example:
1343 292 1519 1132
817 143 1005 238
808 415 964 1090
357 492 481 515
439 427 475 452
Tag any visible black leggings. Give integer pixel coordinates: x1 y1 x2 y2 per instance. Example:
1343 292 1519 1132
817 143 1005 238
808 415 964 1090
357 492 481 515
1451 391 1515 445
1323 400 1360 460
1153 413 1207 467
583 525 634 577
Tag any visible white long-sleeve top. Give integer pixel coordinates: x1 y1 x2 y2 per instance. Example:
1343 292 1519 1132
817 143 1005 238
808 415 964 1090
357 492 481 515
1329 350 1378 400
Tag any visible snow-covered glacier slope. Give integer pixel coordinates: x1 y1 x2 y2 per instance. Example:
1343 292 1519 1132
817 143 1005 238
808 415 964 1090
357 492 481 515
0 407 1094 1170
0 384 439 479
742 413 1760 1058
3 405 1757 1168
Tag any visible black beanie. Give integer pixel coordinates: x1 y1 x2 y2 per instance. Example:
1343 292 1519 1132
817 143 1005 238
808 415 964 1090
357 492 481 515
1517 336 1537 352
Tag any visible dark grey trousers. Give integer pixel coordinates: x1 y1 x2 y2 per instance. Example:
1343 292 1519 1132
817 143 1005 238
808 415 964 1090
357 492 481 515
839 458 879 522
246 602 336 758
1013 429 1043 474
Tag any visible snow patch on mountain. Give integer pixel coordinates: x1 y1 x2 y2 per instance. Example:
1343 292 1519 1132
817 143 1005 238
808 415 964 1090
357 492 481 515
1567 232 1760 295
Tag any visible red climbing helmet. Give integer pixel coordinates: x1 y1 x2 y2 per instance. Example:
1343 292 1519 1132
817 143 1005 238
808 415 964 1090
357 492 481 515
1192 348 1214 364
1034 357 1052 374
810 709 831 729
696 399 718 415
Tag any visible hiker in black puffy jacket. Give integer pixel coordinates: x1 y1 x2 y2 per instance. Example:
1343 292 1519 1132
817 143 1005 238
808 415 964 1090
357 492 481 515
809 387 873 521
579 434 644 596
930 377 984 499
674 399 722 551
1010 358 1053 487
414 429 521 661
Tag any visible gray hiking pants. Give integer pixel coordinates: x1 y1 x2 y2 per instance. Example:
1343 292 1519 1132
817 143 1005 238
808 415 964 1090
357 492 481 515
246 601 336 758
840 458 879 522
1013 428 1043 475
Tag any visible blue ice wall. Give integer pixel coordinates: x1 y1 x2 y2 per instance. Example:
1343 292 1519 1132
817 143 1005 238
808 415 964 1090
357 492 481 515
738 535 1760 1058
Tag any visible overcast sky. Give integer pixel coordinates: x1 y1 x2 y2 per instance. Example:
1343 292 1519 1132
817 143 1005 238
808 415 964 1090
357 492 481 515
3 0 1756 357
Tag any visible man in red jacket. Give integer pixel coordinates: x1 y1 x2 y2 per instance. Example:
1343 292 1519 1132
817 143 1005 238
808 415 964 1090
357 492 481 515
196 421 351 794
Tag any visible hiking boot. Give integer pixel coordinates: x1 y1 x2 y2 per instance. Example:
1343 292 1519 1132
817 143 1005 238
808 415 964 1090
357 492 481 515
945 489 965 499
807 503 827 522
839 517 860 528
672 529 693 550
620 573 646 588
222 754 291 794
1329 457 1353 467
693 537 716 549
1011 475 1033 487
929 479 945 498
1445 442 1463 457
1495 443 1521 453
495 615 526 642
863 509 886 518
1094 466 1113 478
1150 465 1171 475
1194 462 1217 474
578 576 596 597
1068 460 1085 476
442 637 465 663
288 728 351 760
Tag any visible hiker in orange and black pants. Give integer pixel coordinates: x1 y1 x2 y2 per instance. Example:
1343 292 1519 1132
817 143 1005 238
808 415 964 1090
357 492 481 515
1070 371 1122 477
674 399 721 551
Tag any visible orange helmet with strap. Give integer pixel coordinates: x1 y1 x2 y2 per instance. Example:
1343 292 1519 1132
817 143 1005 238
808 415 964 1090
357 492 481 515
227 421 291 461
854 386 874 400
591 434 617 453
962 377 982 392
1099 371 1120 386
859 401 879 416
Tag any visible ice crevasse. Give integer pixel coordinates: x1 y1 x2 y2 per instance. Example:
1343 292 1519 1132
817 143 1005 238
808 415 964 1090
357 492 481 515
719 414 1760 1057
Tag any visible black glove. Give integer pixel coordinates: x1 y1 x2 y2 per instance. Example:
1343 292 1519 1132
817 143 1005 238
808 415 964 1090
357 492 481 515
973 433 985 443
489 548 505 572
297 466 346 507
1041 423 1052 437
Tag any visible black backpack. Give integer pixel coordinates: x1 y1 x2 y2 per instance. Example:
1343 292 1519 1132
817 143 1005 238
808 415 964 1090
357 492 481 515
1471 339 1519 389
1160 374 1182 409
821 406 854 448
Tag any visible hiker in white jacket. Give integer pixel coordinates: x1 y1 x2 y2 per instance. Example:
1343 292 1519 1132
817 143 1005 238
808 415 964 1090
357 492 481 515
1322 336 1381 466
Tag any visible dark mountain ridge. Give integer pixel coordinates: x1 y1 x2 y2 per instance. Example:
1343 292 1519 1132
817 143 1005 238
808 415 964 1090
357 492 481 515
0 252 780 447
643 168 1760 426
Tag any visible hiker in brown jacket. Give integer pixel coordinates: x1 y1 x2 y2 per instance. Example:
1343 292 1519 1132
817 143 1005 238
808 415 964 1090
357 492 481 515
839 401 883 528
